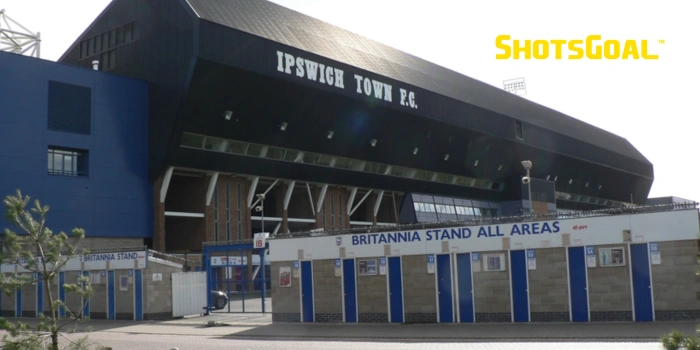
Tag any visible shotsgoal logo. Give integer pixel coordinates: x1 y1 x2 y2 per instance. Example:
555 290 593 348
495 35 662 60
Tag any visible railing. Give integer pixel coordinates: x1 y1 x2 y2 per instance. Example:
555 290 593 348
271 202 699 240
202 238 255 248
148 249 200 267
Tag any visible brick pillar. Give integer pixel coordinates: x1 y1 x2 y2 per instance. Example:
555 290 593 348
152 175 166 252
204 174 217 243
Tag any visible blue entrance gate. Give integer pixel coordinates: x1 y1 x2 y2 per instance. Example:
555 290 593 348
388 256 404 323
203 242 270 314
456 253 474 323
342 259 357 322
436 254 454 323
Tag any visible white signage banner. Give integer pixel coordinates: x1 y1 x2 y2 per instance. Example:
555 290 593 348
2 251 147 273
210 256 248 267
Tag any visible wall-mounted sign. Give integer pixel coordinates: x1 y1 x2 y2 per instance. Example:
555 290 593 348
527 249 536 270
599 247 625 267
379 257 387 275
210 256 248 267
279 266 291 288
427 255 435 274
586 246 596 267
152 273 162 282
358 259 377 276
293 261 300 278
650 242 661 265
483 253 506 272
334 259 342 277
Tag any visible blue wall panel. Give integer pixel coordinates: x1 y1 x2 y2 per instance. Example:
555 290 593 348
0 51 152 239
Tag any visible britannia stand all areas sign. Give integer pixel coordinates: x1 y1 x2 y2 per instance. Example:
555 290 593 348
0 251 148 273
267 209 700 262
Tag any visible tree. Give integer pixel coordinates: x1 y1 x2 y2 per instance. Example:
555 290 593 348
0 190 106 350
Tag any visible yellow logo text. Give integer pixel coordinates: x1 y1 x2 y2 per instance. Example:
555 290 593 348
495 35 659 60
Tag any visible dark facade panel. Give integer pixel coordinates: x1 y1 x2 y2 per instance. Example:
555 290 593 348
194 22 653 180
186 0 650 166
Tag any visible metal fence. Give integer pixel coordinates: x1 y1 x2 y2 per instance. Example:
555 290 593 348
273 202 699 240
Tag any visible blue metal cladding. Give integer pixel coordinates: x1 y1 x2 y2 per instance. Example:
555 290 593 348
436 254 454 323
456 253 474 323
568 247 589 322
342 259 357 323
301 261 314 322
0 51 151 239
510 250 530 322
388 257 404 323
631 244 654 321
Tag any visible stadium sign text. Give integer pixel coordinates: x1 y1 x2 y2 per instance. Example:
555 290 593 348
495 35 660 60
351 221 561 246
276 50 418 109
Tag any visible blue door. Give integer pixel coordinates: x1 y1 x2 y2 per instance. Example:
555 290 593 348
456 253 474 323
107 271 116 320
301 261 314 322
134 270 143 320
510 250 529 322
437 254 454 323
342 259 357 322
631 244 654 321
388 257 404 323
82 271 90 318
36 274 44 317
568 247 589 322
15 287 22 317
59 272 66 319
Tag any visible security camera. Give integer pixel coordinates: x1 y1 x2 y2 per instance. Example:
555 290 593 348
522 176 531 184
254 206 263 212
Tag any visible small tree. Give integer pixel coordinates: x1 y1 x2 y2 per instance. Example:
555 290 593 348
0 190 105 350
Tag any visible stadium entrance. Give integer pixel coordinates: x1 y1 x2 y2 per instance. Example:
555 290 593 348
202 238 270 314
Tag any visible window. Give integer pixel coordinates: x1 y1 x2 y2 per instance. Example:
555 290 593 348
48 147 88 176
483 253 506 271
515 121 524 140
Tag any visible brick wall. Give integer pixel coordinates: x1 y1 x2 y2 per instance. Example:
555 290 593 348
587 244 632 321
528 247 570 322
652 240 700 320
312 259 342 322
271 261 300 322
473 250 511 322
153 174 166 252
206 177 252 243
402 255 437 322
356 257 388 323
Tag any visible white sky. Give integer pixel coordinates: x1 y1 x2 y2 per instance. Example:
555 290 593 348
3 0 698 203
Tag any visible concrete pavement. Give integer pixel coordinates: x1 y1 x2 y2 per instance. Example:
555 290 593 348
1 313 696 342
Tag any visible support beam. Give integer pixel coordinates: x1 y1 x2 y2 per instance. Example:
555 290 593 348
316 184 328 211
373 190 385 217
384 166 392 175
295 152 305 162
272 222 281 235
250 179 280 209
283 181 296 210
306 183 315 215
347 188 358 215
329 157 337 167
350 190 373 216
392 191 399 222
247 177 260 208
159 166 174 203
205 172 220 206
164 211 205 218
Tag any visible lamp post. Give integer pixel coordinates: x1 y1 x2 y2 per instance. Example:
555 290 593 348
255 193 265 237
521 160 534 216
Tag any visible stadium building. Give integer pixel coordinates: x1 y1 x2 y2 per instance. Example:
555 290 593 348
1 0 698 324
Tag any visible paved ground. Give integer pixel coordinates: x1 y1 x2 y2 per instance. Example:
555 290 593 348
0 313 692 349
